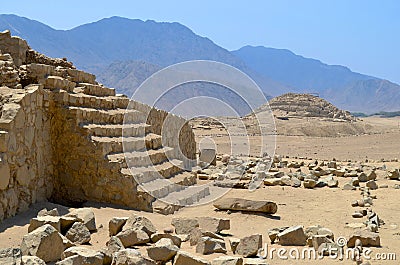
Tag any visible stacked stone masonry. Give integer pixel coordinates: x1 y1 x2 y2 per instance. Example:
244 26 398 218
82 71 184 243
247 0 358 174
0 30 200 220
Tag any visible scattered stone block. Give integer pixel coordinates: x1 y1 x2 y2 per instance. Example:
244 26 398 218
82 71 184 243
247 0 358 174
147 238 179 262
124 215 156 236
235 234 262 257
59 246 104 265
277 226 307 246
196 236 227 255
347 230 380 247
116 228 150 247
65 208 96 232
174 251 210 265
213 198 277 214
211 256 243 265
197 217 230 233
151 233 182 247
21 224 65 262
109 217 128 236
65 222 91 245
172 218 199 234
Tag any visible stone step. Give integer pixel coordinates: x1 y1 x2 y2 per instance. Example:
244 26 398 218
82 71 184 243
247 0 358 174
121 159 184 183
91 133 162 154
66 106 144 124
107 146 174 167
79 83 116 97
56 90 130 110
152 185 211 214
140 171 196 198
82 123 150 137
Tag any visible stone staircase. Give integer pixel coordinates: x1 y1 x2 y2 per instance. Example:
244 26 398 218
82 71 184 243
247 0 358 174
51 82 210 214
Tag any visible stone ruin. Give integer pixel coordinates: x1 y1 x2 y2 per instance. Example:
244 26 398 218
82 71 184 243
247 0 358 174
0 30 211 221
265 93 356 121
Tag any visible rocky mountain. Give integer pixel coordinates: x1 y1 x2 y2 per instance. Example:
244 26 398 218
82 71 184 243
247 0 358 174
0 14 399 113
232 46 400 113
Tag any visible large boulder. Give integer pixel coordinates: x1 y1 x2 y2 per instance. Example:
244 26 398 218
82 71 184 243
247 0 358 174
235 234 262 257
147 238 179 262
171 218 199 234
213 198 277 214
174 251 210 265
65 208 96 231
115 228 150 247
277 226 307 246
196 237 227 255
65 222 91 245
20 224 65 262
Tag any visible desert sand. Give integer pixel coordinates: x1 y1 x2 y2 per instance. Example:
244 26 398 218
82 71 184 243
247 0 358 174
1 116 400 264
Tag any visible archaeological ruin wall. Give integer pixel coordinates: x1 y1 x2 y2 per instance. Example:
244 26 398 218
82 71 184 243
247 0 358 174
0 30 197 220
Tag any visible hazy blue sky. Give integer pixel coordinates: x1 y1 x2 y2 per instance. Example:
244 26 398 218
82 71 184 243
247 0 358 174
2 0 400 83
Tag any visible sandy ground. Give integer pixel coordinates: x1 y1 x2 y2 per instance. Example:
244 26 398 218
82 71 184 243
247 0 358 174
1 116 400 264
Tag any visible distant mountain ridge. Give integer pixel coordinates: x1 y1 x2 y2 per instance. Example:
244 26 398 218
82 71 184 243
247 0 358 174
0 14 399 113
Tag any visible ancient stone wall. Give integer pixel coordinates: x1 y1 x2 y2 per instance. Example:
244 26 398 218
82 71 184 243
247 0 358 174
0 31 198 220
0 85 54 220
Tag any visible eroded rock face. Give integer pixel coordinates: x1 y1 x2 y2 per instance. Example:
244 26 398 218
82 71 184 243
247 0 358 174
20 224 65 262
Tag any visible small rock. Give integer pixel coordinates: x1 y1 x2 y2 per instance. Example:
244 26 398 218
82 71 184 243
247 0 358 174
109 217 128 236
228 238 240 253
303 179 316 189
111 249 155 265
28 216 61 233
366 180 378 190
37 208 59 217
100 236 124 265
